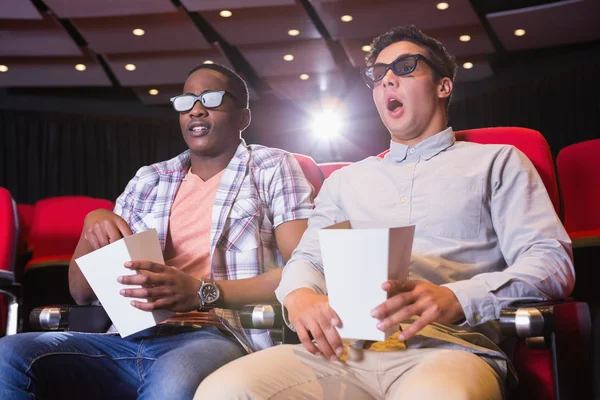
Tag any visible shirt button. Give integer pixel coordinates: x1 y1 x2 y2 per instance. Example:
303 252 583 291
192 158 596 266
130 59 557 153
409 148 415 154
400 196 408 203
474 313 482 322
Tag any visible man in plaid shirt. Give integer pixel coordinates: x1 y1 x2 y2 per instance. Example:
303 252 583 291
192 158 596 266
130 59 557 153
0 64 313 400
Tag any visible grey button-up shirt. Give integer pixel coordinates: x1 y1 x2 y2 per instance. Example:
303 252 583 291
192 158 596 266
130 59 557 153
276 128 574 379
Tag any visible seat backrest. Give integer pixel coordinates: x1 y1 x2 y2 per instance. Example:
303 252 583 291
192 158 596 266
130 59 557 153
16 204 34 255
0 188 18 337
378 127 560 214
556 139 600 233
318 162 352 180
378 128 560 400
29 196 114 261
292 153 324 197
0 188 18 276
451 129 563 400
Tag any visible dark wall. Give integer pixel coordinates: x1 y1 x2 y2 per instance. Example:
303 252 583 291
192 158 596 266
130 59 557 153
1 41 599 204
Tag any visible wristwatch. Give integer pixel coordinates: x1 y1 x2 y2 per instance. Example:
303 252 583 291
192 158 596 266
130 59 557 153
197 279 221 311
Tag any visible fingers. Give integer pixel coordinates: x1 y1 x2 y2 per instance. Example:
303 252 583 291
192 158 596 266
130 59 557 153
304 319 338 360
85 220 123 250
115 218 133 237
295 324 321 355
130 298 173 311
83 212 132 250
118 261 169 285
382 279 416 294
124 261 168 273
122 283 175 312
313 314 344 360
316 303 343 357
376 298 426 332
323 304 343 328
397 308 437 341
84 228 101 250
293 305 343 361
103 220 125 244
285 291 345 360
120 285 167 299
371 290 417 319
117 270 163 286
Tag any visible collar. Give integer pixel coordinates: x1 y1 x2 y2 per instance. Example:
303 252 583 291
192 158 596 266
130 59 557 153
232 138 250 161
162 139 249 174
388 127 455 162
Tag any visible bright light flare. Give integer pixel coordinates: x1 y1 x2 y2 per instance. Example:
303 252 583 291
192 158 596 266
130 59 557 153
312 110 342 138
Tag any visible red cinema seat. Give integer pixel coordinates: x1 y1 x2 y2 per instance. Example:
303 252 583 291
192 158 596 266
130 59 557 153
292 153 324 197
318 162 352 180
0 188 20 336
22 196 114 330
378 127 590 400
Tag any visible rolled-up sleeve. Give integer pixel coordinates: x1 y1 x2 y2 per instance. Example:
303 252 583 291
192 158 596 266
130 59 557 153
112 167 143 223
269 153 315 228
275 173 347 304
443 146 575 326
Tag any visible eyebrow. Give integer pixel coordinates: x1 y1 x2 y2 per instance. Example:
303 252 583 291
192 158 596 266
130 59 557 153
375 53 419 64
182 90 223 96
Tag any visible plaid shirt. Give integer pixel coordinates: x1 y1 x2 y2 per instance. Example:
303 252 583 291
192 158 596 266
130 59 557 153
113 140 314 352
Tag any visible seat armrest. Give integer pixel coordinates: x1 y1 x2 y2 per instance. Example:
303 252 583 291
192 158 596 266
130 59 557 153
500 301 592 400
570 232 600 305
499 300 564 337
239 303 300 345
499 301 589 337
29 305 112 333
240 303 284 329
570 230 600 248
0 274 20 298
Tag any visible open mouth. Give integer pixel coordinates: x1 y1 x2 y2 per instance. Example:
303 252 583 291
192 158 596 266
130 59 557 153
188 122 210 136
387 98 403 113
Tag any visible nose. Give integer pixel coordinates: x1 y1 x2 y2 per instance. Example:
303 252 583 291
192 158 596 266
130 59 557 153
188 100 207 117
381 68 398 89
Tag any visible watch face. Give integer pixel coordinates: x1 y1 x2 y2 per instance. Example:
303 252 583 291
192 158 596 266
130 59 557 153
201 283 219 304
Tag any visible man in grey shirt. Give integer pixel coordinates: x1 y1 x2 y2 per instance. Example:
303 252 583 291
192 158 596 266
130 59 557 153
195 25 574 400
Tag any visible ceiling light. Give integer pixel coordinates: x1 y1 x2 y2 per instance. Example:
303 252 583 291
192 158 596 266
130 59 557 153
288 29 300 36
436 2 449 10
459 35 471 42
75 64 86 71
514 29 526 37
132 28 145 36
299 74 310 80
463 62 473 69
203 60 214 64
0 65 8 73
220 10 232 18
149 89 159 95
361 45 371 52
125 64 136 71
283 54 294 61
341 15 353 22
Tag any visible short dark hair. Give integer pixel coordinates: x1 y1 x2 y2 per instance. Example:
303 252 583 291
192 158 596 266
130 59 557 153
187 63 249 108
365 25 457 82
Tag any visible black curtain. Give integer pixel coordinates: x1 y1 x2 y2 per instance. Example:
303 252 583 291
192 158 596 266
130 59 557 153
0 109 185 204
2 60 599 204
449 62 600 157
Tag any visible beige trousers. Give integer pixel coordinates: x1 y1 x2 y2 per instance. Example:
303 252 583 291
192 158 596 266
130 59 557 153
195 344 504 400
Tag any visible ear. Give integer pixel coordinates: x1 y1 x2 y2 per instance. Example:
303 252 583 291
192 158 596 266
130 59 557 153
238 108 251 132
438 77 453 100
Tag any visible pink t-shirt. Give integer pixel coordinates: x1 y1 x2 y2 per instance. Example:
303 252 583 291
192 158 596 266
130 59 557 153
163 167 225 327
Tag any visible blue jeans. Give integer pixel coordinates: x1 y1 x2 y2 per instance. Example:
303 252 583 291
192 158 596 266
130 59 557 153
0 324 246 400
